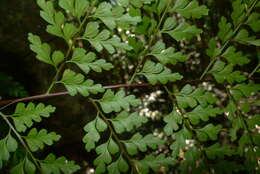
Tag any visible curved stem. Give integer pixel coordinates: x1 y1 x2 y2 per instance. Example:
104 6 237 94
0 112 42 173
45 43 73 94
89 99 140 174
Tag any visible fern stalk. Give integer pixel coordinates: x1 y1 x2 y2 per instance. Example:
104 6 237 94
128 0 172 84
89 98 140 174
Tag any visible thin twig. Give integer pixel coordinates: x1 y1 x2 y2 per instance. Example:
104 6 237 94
249 63 260 78
0 79 214 107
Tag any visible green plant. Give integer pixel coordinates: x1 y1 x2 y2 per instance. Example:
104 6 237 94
0 0 259 173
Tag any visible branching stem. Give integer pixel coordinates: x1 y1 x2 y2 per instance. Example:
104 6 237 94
128 1 172 84
200 0 258 80
0 112 42 173
89 99 140 174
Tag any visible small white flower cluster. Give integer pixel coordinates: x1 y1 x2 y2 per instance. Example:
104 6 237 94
139 90 163 119
185 139 195 148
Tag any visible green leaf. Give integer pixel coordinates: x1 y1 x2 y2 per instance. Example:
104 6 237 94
205 143 236 159
179 147 201 173
140 61 183 84
63 23 77 41
40 154 80 174
11 102 55 132
107 138 119 155
117 13 142 29
0 139 10 163
187 105 223 125
28 33 52 65
164 22 202 41
176 85 217 108
234 29 260 46
46 15 64 38
0 134 18 166
225 101 244 141
96 117 108 132
6 135 18 152
24 157 36 174
60 69 104 96
69 48 114 74
157 0 168 15
217 17 233 43
150 41 189 65
44 10 65 38
170 126 192 157
107 155 129 174
107 162 120 174
94 143 112 170
210 62 246 84
181 148 202 172
196 124 222 142
10 161 25 174
135 154 175 174
93 2 116 30
59 0 74 15
52 50 64 67
206 39 221 58
171 0 189 11
125 133 164 154
83 117 107 152
161 17 177 32
221 46 250 66
59 0 89 19
163 109 183 135
135 16 157 35
231 0 246 26
117 156 129 172
93 2 140 30
83 23 132 53
246 12 260 32
99 89 141 113
37 0 55 24
111 111 148 134
175 0 209 19
74 0 89 18
25 128 61 152
230 82 260 101
83 22 100 38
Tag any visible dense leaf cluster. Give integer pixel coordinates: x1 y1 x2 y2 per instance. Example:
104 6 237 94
0 0 259 173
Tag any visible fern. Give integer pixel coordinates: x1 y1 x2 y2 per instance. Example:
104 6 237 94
11 103 55 132
0 0 259 173
25 128 61 152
